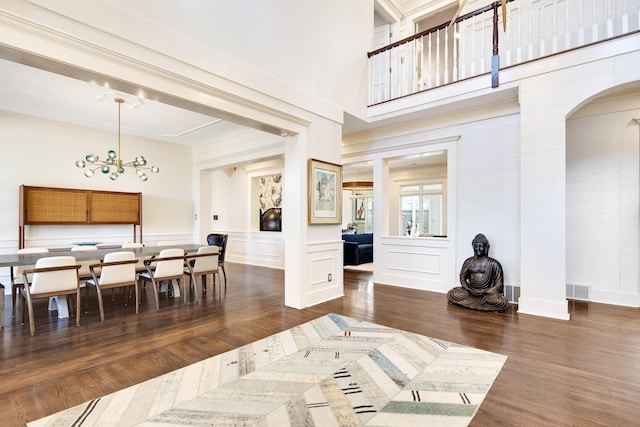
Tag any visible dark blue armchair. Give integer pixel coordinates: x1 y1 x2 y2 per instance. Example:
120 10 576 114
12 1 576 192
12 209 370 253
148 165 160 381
343 233 373 266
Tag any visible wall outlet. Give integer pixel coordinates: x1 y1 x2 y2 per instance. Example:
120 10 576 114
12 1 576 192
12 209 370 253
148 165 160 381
213 214 219 220
328 273 332 282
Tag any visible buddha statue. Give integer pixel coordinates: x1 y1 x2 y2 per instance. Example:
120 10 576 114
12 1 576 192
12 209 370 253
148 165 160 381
447 233 509 312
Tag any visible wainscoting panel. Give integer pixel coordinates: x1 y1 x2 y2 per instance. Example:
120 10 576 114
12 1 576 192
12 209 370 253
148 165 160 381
311 256 336 286
387 250 441 275
227 234 248 264
225 232 283 269
305 240 344 307
252 236 283 268
375 236 454 293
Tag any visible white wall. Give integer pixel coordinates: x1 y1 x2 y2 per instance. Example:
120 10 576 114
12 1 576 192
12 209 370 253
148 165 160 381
202 163 284 270
566 91 640 306
344 110 520 294
0 111 193 251
208 169 252 233
456 114 521 290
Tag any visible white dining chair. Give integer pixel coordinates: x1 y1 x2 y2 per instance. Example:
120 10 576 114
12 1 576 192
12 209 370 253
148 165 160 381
86 251 139 321
11 247 49 318
21 256 81 335
184 246 220 301
138 248 185 308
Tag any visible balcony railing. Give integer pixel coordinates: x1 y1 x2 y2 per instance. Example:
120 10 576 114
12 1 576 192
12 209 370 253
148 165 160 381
368 0 640 105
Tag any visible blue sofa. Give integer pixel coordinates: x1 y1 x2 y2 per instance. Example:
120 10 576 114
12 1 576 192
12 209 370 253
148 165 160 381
343 233 373 266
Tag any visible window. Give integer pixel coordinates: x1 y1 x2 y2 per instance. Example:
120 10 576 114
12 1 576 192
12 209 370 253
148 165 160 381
400 182 443 236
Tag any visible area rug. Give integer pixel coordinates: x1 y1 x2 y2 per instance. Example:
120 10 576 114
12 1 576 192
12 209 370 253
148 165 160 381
343 263 374 272
29 313 506 426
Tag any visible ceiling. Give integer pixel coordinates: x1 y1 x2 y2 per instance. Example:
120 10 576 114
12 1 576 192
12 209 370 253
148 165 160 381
0 57 253 146
0 56 446 177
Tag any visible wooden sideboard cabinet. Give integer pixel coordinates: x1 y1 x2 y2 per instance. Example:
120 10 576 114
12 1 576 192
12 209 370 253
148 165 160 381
18 185 142 248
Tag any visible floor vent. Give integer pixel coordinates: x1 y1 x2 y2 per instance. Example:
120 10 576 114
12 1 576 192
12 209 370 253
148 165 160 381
504 285 520 303
566 283 591 301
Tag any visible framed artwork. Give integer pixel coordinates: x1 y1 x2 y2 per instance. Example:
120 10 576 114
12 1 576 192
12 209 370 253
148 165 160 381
354 197 365 220
308 158 342 224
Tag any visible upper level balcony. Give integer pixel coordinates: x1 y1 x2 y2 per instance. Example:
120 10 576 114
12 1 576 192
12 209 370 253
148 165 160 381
368 0 639 110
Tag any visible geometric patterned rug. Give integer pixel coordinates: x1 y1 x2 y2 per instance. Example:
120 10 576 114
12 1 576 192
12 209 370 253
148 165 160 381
29 313 507 426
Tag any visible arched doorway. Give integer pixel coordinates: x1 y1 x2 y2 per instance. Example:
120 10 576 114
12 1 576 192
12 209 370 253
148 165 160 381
566 86 640 305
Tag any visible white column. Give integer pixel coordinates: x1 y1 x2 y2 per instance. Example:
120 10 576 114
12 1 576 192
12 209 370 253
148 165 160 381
372 157 389 283
518 82 570 320
283 133 307 308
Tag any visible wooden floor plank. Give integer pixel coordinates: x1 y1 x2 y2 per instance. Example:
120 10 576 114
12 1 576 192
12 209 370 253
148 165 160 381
1 263 639 426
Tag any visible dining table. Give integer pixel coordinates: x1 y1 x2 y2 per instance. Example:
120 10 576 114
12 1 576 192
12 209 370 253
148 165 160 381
1 244 204 319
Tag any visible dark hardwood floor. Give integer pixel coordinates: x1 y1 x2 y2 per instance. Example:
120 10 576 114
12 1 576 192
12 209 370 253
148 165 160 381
1 262 639 426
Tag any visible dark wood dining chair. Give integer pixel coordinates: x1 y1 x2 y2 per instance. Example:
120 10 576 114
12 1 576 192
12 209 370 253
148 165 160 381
206 233 228 287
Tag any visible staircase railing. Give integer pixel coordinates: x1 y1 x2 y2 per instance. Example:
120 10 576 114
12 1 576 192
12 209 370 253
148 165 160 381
368 0 640 105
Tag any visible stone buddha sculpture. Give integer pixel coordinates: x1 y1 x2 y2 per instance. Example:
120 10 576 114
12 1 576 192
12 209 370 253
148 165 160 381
447 233 509 312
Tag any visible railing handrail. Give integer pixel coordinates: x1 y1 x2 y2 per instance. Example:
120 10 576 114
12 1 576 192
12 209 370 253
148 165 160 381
367 0 639 104
368 1 507 58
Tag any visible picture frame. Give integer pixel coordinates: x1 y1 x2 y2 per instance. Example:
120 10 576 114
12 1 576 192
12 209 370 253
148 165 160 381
308 158 342 224
354 197 365 221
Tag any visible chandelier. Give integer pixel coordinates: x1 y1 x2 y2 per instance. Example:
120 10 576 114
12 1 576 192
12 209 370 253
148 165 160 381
76 97 159 181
